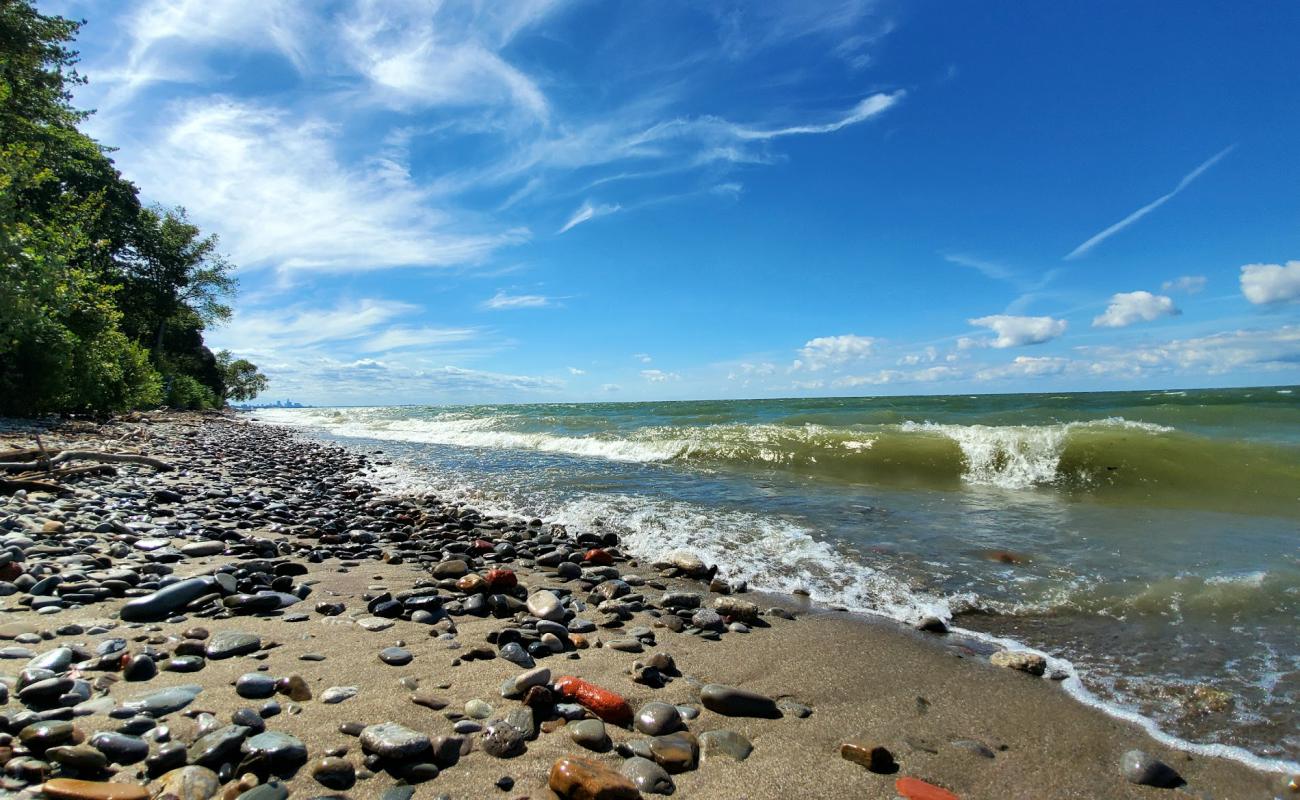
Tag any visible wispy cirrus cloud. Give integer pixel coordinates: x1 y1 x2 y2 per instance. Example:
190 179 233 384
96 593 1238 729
558 201 622 234
1065 145 1235 260
481 291 556 310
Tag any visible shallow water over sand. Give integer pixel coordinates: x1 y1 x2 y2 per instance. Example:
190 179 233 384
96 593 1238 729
255 386 1300 764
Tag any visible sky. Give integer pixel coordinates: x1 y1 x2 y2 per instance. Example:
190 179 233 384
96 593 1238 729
46 0 1300 404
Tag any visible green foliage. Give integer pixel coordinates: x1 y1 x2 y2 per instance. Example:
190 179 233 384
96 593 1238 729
217 350 269 402
164 374 218 410
0 1 262 416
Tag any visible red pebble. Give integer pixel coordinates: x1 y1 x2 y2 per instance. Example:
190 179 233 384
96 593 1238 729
484 568 517 589
895 777 959 800
583 548 613 566
554 675 632 724
471 539 494 552
0 562 21 582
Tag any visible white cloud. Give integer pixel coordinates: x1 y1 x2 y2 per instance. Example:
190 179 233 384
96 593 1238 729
898 346 938 366
124 99 527 274
729 92 902 140
567 367 586 375
1079 325 1300 376
967 315 1068 348
641 369 681 383
362 326 478 352
600 383 621 393
795 334 876 371
633 353 653 364
339 0 557 118
210 299 419 353
1092 291 1179 328
482 291 554 310
558 201 622 234
1240 261 1300 305
1065 146 1234 260
975 356 1069 381
835 365 959 387
1162 275 1207 294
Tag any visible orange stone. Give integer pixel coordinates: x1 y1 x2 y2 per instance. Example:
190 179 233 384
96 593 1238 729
456 573 487 593
554 676 633 724
584 548 614 565
484 568 517 589
548 756 640 799
41 779 150 800
896 776 959 800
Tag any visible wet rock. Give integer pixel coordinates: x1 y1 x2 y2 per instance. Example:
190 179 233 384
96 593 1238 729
527 590 564 622
187 724 250 768
622 756 674 795
634 702 681 736
699 684 779 718
990 650 1046 676
1119 750 1182 788
648 732 698 773
46 744 109 772
548 755 640 799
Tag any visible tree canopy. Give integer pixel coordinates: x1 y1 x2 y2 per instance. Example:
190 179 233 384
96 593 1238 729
0 0 263 416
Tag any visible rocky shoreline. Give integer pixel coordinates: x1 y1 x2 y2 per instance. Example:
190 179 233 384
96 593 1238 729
0 412 1293 799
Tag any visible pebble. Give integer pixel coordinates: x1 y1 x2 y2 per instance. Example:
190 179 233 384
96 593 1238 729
205 631 261 660
548 756 640 800
699 729 752 761
481 719 526 758
154 765 220 800
526 590 565 622
569 719 610 751
312 756 356 789
321 686 358 704
840 741 896 773
895 776 960 800
634 702 682 736
378 646 413 666
235 673 277 699
622 756 675 795
88 731 149 765
700 683 780 717
36 779 149 800
359 723 430 759
240 731 308 770
648 732 698 773
1120 749 1182 787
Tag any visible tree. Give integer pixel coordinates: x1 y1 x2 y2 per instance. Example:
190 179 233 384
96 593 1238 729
217 350 269 403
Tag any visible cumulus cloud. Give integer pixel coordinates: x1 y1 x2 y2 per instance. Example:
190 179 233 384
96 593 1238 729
1162 275 1206 294
1240 261 1300 305
795 334 876 371
481 291 554 310
1092 291 1179 328
641 369 680 383
967 315 1067 348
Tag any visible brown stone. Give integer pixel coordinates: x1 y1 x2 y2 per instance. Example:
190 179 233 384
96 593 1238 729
548 756 641 799
990 650 1046 676
456 573 488 594
277 674 312 702
841 741 896 773
40 779 149 800
648 733 698 773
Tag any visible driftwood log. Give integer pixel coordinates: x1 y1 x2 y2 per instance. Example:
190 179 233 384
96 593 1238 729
0 478 71 495
0 450 172 472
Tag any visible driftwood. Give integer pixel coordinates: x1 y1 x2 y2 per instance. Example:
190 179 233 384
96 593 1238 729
0 478 70 495
0 450 172 472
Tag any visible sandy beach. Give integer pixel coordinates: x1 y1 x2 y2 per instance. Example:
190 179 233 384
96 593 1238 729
0 412 1292 800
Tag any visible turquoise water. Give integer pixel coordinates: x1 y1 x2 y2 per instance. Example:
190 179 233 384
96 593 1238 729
256 386 1300 766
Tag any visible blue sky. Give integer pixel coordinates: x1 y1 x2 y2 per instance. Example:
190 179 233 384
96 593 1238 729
49 0 1300 404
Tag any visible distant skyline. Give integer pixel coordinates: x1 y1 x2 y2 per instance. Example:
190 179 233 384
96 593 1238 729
47 0 1300 404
